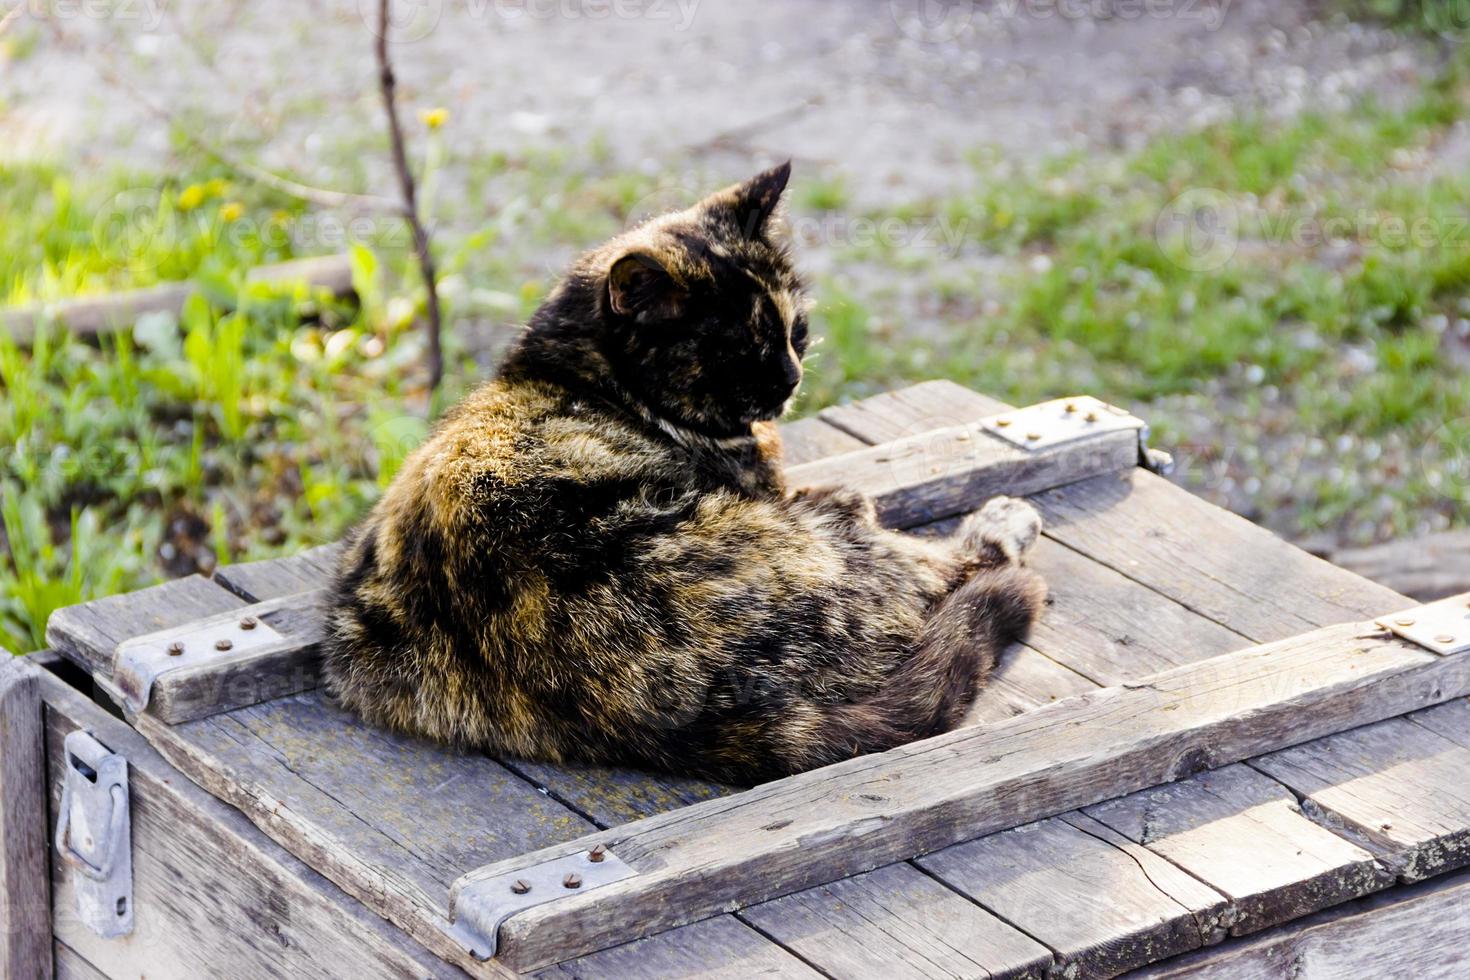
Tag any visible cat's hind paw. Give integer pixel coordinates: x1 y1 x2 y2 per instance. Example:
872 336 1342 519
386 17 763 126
959 496 1042 565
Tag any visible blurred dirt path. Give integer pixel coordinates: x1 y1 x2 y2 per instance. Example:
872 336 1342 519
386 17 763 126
1 0 1433 204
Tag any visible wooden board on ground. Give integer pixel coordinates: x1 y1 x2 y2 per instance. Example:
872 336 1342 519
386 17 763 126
3 253 355 344
0 655 52 980
739 862 1053 980
1252 710 1470 883
453 619 1470 971
1332 529 1470 601
917 812 1229 978
1084 764 1392 934
1133 865 1470 979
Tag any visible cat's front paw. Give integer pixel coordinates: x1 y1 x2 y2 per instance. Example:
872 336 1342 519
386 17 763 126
960 496 1042 564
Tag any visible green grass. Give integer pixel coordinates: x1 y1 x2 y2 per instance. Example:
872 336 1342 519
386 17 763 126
796 48 1470 543
0 160 460 652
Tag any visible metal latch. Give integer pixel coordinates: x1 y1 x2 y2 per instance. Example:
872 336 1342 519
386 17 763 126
979 396 1173 474
1377 594 1470 656
448 846 637 960
54 730 133 939
113 613 285 713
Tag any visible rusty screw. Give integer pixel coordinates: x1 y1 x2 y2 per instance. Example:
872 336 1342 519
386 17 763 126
510 879 531 895
1395 618 1416 627
995 418 1012 428
215 638 234 652
1084 412 1099 423
563 873 582 889
1065 402 1078 413
588 844 607 863
240 616 258 631
1026 432 1042 441
167 641 185 657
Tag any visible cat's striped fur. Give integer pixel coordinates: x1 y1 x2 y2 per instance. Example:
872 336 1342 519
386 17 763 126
323 163 1047 783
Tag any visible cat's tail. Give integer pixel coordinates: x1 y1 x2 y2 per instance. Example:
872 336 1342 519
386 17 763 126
740 564 1047 781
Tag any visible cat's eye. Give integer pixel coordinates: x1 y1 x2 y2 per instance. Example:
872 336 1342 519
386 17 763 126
791 315 810 354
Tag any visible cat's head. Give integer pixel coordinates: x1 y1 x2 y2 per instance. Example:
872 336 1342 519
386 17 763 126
590 162 808 438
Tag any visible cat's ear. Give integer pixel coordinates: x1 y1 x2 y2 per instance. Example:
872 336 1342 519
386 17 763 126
722 161 792 239
607 251 686 320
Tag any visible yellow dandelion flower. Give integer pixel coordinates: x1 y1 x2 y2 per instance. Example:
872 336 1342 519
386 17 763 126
220 201 245 222
420 107 450 130
177 184 206 211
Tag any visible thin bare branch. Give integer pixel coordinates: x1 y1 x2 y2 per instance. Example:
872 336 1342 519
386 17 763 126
0 5 23 38
375 0 445 391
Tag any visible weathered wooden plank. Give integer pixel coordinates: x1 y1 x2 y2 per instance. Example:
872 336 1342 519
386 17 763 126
113 588 328 723
40 673 469 980
1022 538 1251 683
778 415 868 466
3 253 355 345
819 380 1009 443
46 574 248 676
833 383 1407 643
453 620 1470 971
1252 714 1470 883
918 812 1229 978
1333 529 1470 602
534 914 822 980
212 543 345 604
52 942 106 980
740 861 1052 980
789 413 1139 528
1032 470 1407 642
131 691 600 976
1131 865 1470 979
1085 764 1392 934
965 642 1097 724
41 574 581 975
1 655 52 980
501 758 737 828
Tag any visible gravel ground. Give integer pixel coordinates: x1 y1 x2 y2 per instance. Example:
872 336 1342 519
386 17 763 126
0 0 1451 551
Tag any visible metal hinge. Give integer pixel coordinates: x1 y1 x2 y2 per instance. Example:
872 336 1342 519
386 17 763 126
447 846 636 960
54 730 133 939
979 396 1173 475
1377 594 1470 656
113 612 286 714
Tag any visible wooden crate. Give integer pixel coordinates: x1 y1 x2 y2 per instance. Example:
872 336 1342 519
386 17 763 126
8 382 1470 979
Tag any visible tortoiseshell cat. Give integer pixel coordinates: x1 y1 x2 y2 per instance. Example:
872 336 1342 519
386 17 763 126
324 163 1047 783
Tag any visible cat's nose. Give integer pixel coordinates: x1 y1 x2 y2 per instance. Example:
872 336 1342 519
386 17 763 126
780 356 802 389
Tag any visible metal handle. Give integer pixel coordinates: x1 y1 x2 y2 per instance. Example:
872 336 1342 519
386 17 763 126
54 764 128 881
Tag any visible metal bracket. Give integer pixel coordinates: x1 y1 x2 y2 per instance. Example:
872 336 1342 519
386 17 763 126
980 396 1171 473
1377 594 1470 656
448 846 637 960
113 614 285 713
54 730 133 939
